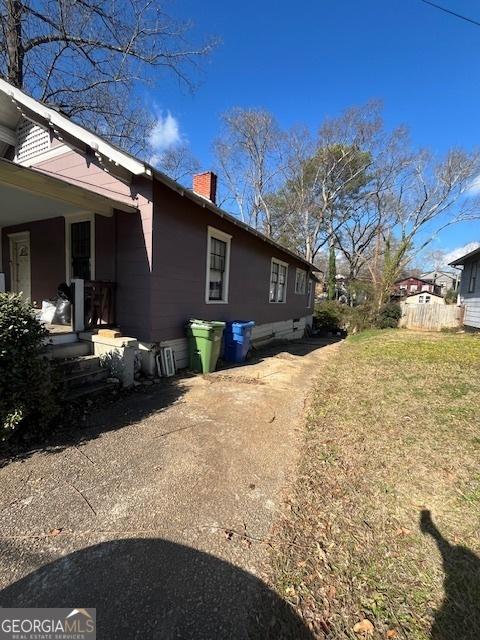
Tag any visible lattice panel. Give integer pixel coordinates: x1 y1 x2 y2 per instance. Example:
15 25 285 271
16 119 50 162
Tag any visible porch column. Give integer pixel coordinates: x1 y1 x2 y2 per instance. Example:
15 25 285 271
71 278 85 332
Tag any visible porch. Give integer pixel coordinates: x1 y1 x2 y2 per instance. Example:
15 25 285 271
0 158 137 340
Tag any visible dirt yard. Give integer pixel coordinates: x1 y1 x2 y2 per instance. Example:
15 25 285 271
269 330 480 640
0 338 339 639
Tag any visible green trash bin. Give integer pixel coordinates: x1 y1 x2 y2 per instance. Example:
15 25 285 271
186 319 226 373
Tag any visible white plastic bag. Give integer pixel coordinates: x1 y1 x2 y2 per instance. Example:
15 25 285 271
40 300 56 324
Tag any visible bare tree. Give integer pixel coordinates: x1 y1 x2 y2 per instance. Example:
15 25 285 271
0 0 214 153
333 125 411 280
214 107 283 235
155 144 200 184
269 103 386 263
373 148 480 307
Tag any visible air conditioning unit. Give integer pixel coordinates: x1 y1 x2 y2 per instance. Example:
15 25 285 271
156 347 176 377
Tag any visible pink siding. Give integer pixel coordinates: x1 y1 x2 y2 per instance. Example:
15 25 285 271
149 180 314 342
32 149 134 204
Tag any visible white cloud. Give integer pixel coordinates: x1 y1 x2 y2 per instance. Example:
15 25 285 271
467 175 480 195
148 111 181 165
444 241 480 265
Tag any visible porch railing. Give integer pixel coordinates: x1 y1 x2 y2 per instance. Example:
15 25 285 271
84 280 116 329
71 279 116 332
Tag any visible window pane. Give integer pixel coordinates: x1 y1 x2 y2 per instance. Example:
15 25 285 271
208 235 227 301
71 221 91 280
209 270 223 300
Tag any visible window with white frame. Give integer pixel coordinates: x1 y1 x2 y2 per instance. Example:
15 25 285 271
270 258 288 303
295 268 306 294
206 227 231 303
468 261 478 293
307 278 313 307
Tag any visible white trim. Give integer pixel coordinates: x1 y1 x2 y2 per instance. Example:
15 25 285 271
19 143 70 167
269 257 289 304
0 79 146 176
71 278 85 332
295 267 307 294
8 230 31 299
65 213 95 284
205 225 232 304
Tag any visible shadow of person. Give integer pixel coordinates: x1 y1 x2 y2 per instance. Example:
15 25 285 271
0 538 313 640
420 510 480 640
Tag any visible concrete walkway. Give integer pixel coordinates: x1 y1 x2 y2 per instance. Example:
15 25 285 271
0 338 340 639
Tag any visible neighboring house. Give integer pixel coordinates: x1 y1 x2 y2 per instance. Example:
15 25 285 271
0 79 317 374
420 271 460 295
393 276 441 297
404 291 445 305
449 247 480 330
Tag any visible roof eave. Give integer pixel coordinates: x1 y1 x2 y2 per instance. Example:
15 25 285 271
449 247 480 266
0 79 318 271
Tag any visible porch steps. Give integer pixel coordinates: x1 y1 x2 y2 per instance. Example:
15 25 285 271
47 340 92 360
54 354 119 400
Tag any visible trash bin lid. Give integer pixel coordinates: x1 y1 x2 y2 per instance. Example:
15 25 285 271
189 319 226 330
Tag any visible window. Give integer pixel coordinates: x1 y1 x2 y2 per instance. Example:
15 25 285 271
270 258 288 303
71 221 92 280
65 214 95 282
206 227 231 303
425 295 431 304
307 279 313 307
295 268 306 294
419 295 424 303
468 261 478 293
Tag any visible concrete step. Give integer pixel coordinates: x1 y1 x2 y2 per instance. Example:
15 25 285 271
47 341 92 360
66 380 118 401
55 354 101 374
64 367 110 389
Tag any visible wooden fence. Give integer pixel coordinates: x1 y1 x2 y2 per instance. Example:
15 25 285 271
399 303 464 331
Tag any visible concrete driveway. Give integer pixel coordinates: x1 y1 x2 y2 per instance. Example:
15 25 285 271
0 338 340 639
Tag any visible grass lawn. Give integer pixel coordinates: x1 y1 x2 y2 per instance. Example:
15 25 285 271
269 330 480 639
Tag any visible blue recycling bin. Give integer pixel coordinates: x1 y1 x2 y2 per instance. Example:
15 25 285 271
223 320 255 363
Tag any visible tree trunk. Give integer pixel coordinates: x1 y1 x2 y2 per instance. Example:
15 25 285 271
5 0 24 88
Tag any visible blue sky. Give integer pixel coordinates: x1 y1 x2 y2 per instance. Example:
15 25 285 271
150 0 480 262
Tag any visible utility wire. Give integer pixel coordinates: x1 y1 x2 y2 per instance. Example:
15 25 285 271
420 0 480 28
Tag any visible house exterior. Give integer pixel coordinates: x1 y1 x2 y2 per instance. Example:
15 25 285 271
0 79 316 373
420 271 460 295
393 276 441 297
449 247 480 330
404 291 445 305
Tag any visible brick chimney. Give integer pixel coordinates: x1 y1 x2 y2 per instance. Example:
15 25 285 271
193 171 217 204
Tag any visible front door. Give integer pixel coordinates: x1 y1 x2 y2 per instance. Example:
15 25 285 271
9 232 31 300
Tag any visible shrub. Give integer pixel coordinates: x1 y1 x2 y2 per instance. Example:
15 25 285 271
314 301 344 332
444 288 458 305
0 293 58 441
376 302 402 329
314 301 376 334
